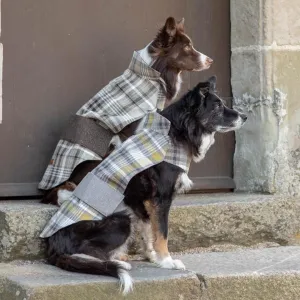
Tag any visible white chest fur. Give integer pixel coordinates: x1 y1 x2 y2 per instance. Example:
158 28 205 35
175 172 193 194
193 133 215 163
173 73 182 100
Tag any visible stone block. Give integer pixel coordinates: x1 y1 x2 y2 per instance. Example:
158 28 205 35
231 0 262 48
232 49 300 195
2 194 300 261
273 0 300 45
0 261 200 300
178 246 300 300
0 201 57 261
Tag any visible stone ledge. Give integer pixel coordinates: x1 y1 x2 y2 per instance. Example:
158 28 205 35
0 261 200 300
1 194 300 261
1 246 300 300
177 246 300 300
169 194 300 251
0 201 57 261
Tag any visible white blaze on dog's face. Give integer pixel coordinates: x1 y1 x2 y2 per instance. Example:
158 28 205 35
149 17 213 72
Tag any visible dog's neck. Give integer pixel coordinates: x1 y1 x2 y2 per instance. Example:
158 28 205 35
168 127 215 163
161 99 216 164
138 43 182 101
192 133 215 163
151 57 182 101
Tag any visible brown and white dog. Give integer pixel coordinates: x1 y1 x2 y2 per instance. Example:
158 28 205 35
45 76 247 294
41 16 213 207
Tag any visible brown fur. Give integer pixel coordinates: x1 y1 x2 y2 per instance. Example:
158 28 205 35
41 17 213 206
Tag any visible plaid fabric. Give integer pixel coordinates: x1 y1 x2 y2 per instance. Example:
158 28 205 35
39 140 102 189
39 112 193 238
39 48 193 238
164 142 192 173
39 50 166 190
91 112 171 192
40 194 106 238
40 112 171 237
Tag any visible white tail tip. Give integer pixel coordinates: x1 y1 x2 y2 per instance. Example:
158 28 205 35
118 269 133 295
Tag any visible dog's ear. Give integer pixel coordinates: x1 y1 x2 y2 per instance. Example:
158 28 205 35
207 76 217 91
164 17 177 37
177 18 185 32
196 81 210 97
153 17 177 49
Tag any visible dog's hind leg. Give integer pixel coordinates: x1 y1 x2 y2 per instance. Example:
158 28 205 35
144 200 185 270
139 220 157 262
54 213 133 294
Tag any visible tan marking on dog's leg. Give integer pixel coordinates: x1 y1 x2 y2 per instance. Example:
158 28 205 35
144 200 185 270
144 200 169 259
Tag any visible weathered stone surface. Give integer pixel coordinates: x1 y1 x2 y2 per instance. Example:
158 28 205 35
232 49 300 195
231 0 300 196
0 261 201 300
274 51 300 148
1 247 300 300
169 194 300 251
2 194 300 261
273 0 300 45
177 246 300 300
231 0 300 47
231 0 262 48
0 201 57 261
231 49 274 98
231 50 262 98
272 50 300 195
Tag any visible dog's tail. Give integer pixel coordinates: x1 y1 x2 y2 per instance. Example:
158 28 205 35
54 254 133 294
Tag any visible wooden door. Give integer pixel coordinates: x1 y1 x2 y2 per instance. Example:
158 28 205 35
0 0 233 196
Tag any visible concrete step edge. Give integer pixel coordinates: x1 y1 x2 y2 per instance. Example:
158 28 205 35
1 193 300 261
1 246 300 300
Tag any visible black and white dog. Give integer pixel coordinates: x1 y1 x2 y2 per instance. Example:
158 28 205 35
46 76 247 294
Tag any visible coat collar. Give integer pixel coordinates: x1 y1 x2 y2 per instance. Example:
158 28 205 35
128 50 161 80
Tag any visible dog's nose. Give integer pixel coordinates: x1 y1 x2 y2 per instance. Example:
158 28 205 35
207 57 213 64
241 114 247 122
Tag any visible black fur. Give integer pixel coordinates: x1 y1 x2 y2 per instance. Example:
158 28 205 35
45 76 247 284
47 212 131 278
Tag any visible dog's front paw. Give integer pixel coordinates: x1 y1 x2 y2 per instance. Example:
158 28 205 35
157 256 186 270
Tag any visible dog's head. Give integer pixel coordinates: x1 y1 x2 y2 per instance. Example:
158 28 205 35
149 17 213 72
161 76 247 161
190 76 247 133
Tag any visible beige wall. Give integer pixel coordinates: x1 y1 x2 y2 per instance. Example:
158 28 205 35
231 0 300 195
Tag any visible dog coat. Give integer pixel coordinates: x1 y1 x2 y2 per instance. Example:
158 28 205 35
39 47 192 238
40 111 192 238
39 49 166 190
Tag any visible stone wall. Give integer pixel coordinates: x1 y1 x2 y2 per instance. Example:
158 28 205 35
231 0 300 195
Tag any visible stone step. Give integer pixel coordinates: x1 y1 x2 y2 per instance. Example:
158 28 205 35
1 246 300 300
0 260 200 300
176 246 300 300
1 193 300 261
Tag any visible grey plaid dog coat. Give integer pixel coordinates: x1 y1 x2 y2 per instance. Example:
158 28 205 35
39 47 166 190
39 46 192 238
